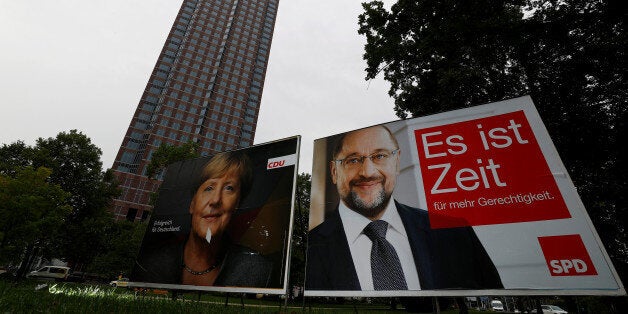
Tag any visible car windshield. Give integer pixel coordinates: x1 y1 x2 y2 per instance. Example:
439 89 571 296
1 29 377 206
550 306 563 310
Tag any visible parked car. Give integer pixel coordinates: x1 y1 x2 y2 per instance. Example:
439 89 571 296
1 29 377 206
0 266 17 279
491 300 504 311
109 277 130 288
542 304 568 313
26 266 70 281
65 271 86 283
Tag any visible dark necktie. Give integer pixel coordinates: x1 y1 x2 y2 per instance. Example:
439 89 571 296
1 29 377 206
363 220 408 290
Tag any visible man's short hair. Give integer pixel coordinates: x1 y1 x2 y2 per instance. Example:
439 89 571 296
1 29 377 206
330 125 399 160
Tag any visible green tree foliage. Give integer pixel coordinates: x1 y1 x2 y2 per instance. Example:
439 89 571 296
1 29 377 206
30 130 120 268
146 141 200 179
32 130 118 220
516 3 627 280
0 141 33 177
289 173 311 291
88 220 147 279
0 167 71 266
145 141 200 207
0 130 120 271
359 0 527 118
359 0 626 282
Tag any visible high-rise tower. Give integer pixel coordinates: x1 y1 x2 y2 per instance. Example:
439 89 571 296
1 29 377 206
111 0 279 221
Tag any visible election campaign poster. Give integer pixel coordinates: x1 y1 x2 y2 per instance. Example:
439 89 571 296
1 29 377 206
305 96 624 297
131 136 300 294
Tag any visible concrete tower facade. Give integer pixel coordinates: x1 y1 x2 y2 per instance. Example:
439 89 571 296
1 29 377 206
111 0 279 221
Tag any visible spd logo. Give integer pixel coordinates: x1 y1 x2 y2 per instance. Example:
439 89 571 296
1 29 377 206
538 234 597 276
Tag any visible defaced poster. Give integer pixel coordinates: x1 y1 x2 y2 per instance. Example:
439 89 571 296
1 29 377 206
305 96 624 297
131 136 300 294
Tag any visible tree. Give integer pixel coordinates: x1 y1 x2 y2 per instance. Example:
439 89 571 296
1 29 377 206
289 173 311 292
145 141 200 179
516 2 627 281
0 130 121 270
30 130 121 269
0 141 34 177
144 141 201 208
359 0 626 288
0 167 71 276
88 220 147 279
358 0 527 118
32 130 118 221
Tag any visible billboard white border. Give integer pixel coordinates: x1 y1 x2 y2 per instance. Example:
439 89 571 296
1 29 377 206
129 135 301 296
304 96 625 297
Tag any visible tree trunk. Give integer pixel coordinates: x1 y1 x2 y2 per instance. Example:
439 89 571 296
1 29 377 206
15 243 36 280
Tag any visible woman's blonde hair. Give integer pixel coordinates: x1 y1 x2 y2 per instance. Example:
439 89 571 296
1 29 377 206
198 151 253 198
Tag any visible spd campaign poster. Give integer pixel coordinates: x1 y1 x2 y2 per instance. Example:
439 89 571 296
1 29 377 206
131 136 300 294
305 96 624 297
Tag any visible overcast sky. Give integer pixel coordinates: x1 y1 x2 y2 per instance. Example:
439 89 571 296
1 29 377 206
0 0 397 174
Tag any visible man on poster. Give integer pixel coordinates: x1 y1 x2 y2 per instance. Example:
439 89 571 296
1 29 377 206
306 125 503 291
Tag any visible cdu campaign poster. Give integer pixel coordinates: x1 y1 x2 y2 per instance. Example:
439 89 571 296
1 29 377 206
305 96 624 297
131 136 300 294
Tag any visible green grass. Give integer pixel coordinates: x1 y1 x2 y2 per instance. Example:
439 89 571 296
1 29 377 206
0 281 281 313
0 280 514 313
2 280 417 313
4 279 626 313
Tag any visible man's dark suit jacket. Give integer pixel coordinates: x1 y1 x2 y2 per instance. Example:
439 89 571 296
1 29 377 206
306 201 503 290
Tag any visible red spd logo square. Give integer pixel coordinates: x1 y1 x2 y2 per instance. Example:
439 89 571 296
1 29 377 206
538 234 597 276
414 111 570 228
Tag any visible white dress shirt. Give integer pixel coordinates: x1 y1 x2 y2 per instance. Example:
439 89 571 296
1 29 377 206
338 199 420 290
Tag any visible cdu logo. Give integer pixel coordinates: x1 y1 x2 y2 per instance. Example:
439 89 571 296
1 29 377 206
267 154 297 170
538 234 598 276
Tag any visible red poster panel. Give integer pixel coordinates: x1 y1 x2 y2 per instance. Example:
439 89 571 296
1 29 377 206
538 234 598 276
414 111 569 228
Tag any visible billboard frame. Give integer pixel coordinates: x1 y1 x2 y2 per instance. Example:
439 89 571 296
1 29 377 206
129 136 301 295
304 96 625 297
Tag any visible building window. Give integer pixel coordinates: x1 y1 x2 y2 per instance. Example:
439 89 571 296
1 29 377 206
126 208 138 222
126 141 140 150
130 132 143 140
141 102 156 111
121 152 135 163
140 210 150 222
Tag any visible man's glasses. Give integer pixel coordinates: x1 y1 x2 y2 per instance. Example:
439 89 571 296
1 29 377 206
334 149 399 170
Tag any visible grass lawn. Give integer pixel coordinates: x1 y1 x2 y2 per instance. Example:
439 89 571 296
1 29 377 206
4 279 626 313
0 280 404 313
1 280 277 313
0 279 494 313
